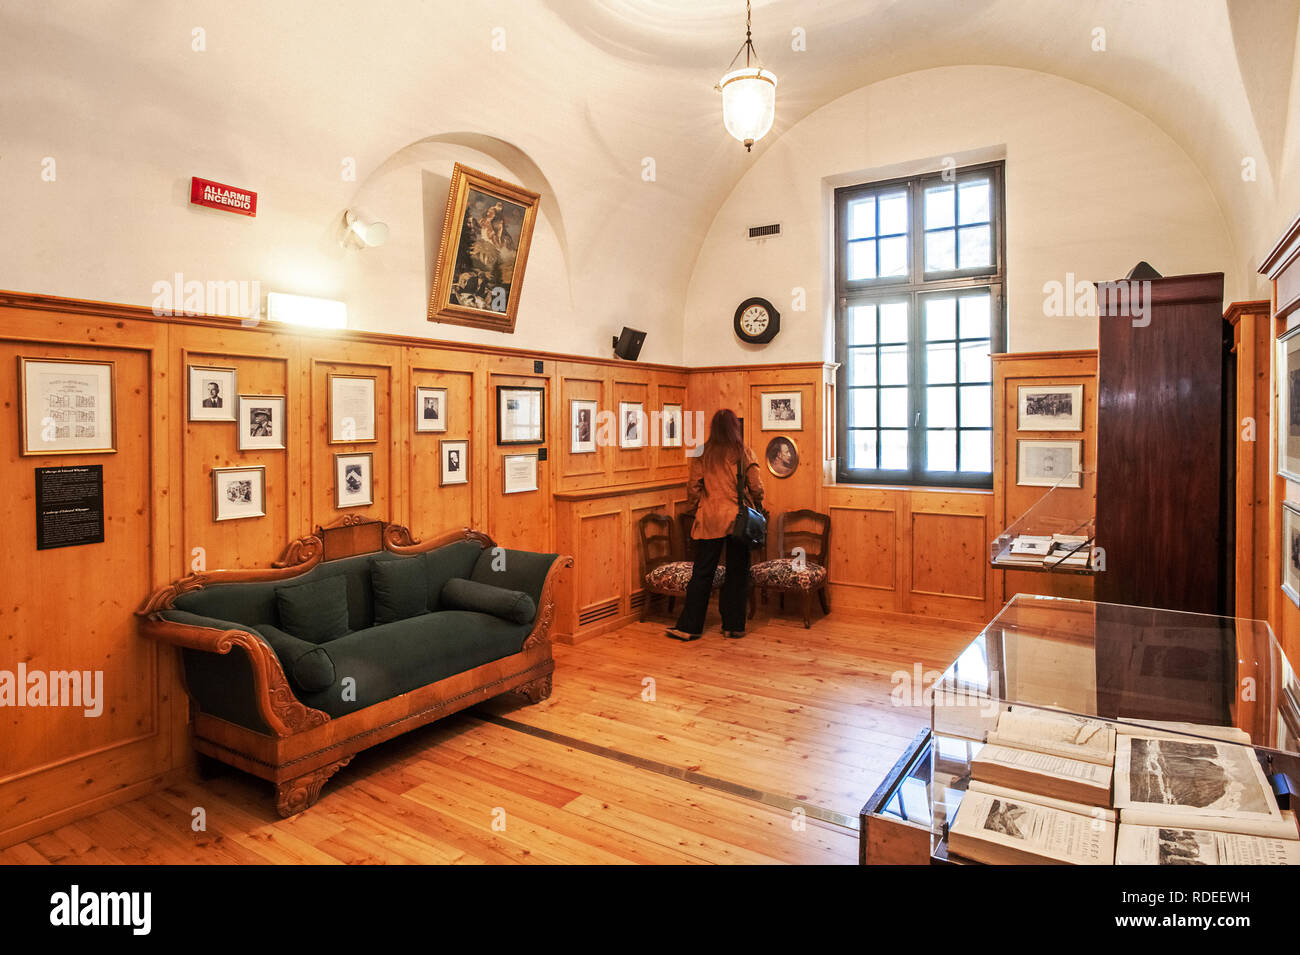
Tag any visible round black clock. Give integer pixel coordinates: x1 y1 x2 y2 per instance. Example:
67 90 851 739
734 297 780 345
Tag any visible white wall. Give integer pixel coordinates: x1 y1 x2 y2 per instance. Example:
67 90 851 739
681 66 1239 365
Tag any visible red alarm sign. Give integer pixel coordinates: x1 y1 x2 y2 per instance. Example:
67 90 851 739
190 177 257 217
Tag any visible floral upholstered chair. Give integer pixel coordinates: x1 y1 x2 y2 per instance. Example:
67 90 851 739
637 512 723 620
748 509 831 628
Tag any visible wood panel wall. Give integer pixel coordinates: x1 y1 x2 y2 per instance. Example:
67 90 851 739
1226 301 1273 623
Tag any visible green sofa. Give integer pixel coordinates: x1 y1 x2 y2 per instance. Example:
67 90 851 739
138 521 571 816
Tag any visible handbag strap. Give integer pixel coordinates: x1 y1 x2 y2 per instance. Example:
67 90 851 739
735 455 749 510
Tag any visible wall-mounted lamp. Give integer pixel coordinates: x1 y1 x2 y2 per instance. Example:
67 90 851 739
341 209 389 249
266 291 347 329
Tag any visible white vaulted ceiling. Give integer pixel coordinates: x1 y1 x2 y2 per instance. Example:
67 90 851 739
0 0 1296 361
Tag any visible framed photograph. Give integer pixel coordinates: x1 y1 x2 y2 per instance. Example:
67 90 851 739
334 452 373 508
1017 384 1083 432
1284 502 1300 607
497 386 544 444
502 452 539 494
440 439 468 486
415 386 448 434
237 395 285 450
188 364 237 422
661 403 683 448
211 465 265 522
329 374 376 443
19 357 117 455
1016 439 1082 488
765 435 799 478
761 391 802 431
570 399 597 454
428 162 541 334
619 401 645 449
1278 326 1300 481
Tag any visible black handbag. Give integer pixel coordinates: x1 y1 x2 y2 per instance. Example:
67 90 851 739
730 456 767 548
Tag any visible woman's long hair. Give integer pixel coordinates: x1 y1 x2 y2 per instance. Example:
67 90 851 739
701 409 744 472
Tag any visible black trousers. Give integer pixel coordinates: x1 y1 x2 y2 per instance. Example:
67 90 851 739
675 535 750 634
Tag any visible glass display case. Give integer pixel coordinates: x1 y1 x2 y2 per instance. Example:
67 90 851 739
989 470 1099 575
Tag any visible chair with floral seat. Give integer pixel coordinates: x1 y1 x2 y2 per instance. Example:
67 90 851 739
748 509 831 628
637 512 723 621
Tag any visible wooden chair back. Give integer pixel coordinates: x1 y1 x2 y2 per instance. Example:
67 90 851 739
638 512 677 577
777 509 831 567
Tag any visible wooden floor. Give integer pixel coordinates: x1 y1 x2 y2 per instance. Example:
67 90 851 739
4 605 974 865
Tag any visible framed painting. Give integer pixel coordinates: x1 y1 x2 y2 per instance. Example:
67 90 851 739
428 163 541 334
440 439 469 486
335 452 373 509
212 466 266 522
760 391 802 431
415 386 448 434
570 399 597 454
1016 439 1082 488
19 357 117 455
1017 384 1083 432
188 364 237 422
238 395 285 450
1285 502 1300 608
1278 326 1300 481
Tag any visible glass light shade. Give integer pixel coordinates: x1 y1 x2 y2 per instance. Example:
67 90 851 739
720 67 777 149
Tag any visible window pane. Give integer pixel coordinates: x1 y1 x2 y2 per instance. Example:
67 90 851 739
926 342 956 384
879 236 908 277
880 387 908 428
925 229 955 271
927 385 956 428
960 430 992 472
849 388 877 428
958 179 990 224
959 385 991 427
879 345 908 385
879 191 908 236
924 184 955 230
880 430 908 470
879 302 908 342
927 430 957 471
959 341 991 383
848 304 877 345
848 239 877 280
925 296 956 340
849 429 877 469
849 347 876 386
848 197 876 239
958 225 991 269
959 293 991 339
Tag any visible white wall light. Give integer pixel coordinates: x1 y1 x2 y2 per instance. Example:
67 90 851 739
342 209 389 249
265 292 347 330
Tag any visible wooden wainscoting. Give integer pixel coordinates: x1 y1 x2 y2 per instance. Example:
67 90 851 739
1226 301 1274 624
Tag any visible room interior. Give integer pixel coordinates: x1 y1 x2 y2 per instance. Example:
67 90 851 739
2 0 1300 869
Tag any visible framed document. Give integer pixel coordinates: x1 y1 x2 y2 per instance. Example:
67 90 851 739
1016 439 1082 488
440 439 468 486
661 403 683 448
329 374 376 443
238 395 286 450
335 452 373 508
619 401 645 449
20 357 117 455
1017 384 1083 432
416 386 448 434
1284 502 1300 607
570 399 597 454
188 364 237 422
502 452 538 494
760 391 801 431
497 386 544 444
1278 327 1300 481
212 465 266 521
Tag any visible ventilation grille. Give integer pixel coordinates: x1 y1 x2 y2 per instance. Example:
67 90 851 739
629 590 647 612
747 223 781 240
578 598 620 627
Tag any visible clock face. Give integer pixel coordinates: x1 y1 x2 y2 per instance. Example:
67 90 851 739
734 297 780 344
740 305 770 336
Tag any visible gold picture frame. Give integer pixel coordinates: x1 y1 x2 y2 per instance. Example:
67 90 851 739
19 356 118 455
428 163 541 334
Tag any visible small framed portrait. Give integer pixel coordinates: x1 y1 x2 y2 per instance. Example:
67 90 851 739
416 386 448 434
188 365 237 422
1284 502 1300 607
329 374 377 443
570 399 597 454
619 401 645 449
1016 439 1082 488
661 403 683 448
440 439 469 486
19 357 117 455
334 452 373 508
1017 384 1083 432
237 395 285 450
211 465 265 522
761 391 802 431
502 452 539 494
765 435 799 478
1278 327 1300 481
497 386 545 444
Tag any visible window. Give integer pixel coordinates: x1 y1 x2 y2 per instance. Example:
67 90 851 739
834 161 1005 487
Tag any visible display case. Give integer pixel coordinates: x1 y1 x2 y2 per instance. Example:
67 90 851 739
989 471 1099 575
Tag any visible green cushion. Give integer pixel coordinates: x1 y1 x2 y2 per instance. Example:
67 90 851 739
371 557 429 624
422 540 486 611
255 624 336 693
276 576 350 642
440 577 536 625
469 547 559 610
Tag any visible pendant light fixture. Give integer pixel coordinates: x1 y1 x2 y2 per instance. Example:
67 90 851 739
718 0 777 152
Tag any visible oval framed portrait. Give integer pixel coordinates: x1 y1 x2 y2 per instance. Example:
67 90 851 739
765 435 799 479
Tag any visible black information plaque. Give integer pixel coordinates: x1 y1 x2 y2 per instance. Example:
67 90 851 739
35 465 105 550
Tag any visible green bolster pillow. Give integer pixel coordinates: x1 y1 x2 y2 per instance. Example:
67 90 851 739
254 624 336 694
439 578 537 625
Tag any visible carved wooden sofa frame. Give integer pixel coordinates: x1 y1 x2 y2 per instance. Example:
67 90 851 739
136 517 573 817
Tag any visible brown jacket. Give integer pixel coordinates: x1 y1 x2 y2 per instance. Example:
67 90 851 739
686 446 765 540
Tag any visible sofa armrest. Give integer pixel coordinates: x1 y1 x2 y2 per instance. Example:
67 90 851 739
519 554 574 650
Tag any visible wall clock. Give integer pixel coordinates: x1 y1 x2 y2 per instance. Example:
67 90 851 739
734 297 780 345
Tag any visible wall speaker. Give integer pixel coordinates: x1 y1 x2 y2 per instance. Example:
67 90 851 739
612 327 646 361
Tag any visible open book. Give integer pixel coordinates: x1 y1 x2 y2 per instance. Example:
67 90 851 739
1116 824 1299 865
949 788 1115 865
987 707 1116 766
972 743 1112 807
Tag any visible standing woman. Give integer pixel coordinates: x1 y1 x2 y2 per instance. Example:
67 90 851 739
667 409 764 641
